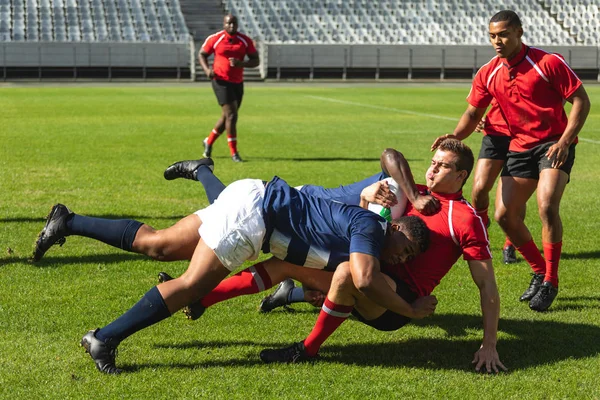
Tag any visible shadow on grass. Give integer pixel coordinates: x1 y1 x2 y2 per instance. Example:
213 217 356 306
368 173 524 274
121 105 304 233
0 253 149 267
560 250 600 261
215 156 384 163
1 215 187 223
143 313 600 372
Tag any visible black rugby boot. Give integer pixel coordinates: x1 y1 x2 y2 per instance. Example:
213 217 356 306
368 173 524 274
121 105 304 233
260 341 317 364
529 281 559 312
259 279 295 312
32 203 72 261
80 329 122 375
519 273 545 302
163 158 214 181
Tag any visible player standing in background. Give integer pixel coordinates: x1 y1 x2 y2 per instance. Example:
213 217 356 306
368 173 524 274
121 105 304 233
199 15 259 162
431 10 591 311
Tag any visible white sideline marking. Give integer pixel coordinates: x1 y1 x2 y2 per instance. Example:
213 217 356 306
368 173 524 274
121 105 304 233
305 95 457 121
306 95 597 144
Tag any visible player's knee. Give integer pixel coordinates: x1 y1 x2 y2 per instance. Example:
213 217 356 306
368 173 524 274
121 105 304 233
331 263 354 290
538 200 559 223
139 232 175 261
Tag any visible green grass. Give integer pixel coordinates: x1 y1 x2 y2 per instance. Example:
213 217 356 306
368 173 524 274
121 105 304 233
1 83 599 399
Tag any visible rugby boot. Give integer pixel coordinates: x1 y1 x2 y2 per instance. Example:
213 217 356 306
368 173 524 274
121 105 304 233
202 138 212 158
80 329 122 375
231 153 243 163
529 281 559 312
502 244 518 264
163 158 214 181
157 271 206 320
260 341 317 364
519 273 545 302
259 279 295 312
31 203 72 261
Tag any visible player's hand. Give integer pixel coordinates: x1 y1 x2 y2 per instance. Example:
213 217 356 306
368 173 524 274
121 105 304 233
475 116 486 133
206 68 214 79
410 295 437 319
360 181 397 208
229 57 243 67
304 289 326 307
431 134 455 151
545 141 569 168
412 194 440 216
472 343 507 373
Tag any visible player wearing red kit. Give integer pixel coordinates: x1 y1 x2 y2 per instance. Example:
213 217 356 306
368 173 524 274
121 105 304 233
432 10 591 312
199 15 259 162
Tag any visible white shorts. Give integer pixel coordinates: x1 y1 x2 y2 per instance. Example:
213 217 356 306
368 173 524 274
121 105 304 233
195 179 266 271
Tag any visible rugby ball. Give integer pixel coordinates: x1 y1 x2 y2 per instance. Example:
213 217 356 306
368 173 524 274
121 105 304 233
367 178 408 222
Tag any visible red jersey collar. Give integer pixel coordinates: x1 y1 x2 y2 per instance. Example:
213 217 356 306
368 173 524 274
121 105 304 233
428 189 464 201
503 44 528 68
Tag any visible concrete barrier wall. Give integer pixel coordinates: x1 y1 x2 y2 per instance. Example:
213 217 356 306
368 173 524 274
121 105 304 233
266 44 599 70
0 42 191 67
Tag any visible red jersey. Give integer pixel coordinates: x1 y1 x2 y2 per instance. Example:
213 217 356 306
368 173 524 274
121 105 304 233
383 185 492 296
201 30 257 84
483 99 510 137
468 45 582 152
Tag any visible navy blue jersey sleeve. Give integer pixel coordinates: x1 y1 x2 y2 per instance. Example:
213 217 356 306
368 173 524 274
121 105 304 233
299 172 388 206
348 214 387 259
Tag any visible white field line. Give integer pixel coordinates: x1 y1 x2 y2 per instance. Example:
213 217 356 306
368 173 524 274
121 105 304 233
305 95 597 143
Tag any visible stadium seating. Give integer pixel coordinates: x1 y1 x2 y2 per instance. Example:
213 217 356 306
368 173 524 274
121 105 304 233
0 0 189 42
224 0 594 46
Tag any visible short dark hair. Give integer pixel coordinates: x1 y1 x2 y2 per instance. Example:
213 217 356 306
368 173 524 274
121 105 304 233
395 215 430 253
490 10 522 28
437 138 475 184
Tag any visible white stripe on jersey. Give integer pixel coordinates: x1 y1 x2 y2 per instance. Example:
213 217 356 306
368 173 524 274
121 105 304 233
268 229 331 269
213 34 226 49
486 64 503 88
322 303 352 318
201 31 224 51
304 245 331 269
529 47 582 84
236 33 249 48
448 201 459 246
459 199 493 259
249 265 265 291
525 55 550 83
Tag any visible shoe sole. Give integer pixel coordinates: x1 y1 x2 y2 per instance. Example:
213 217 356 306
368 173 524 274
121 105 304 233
32 205 67 261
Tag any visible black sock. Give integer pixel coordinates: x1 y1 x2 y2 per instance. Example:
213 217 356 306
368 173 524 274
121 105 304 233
95 286 171 345
66 214 143 251
196 165 226 204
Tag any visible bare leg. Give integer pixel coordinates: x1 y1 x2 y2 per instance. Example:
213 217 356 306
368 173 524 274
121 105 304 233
132 214 201 261
471 158 505 214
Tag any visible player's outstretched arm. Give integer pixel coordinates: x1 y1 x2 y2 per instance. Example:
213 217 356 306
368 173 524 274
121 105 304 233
468 259 507 373
348 252 436 319
380 148 439 215
431 104 487 150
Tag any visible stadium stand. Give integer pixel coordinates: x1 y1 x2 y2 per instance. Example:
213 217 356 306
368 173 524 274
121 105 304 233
0 0 598 80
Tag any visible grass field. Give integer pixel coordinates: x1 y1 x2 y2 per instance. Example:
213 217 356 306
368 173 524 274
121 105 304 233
1 83 600 399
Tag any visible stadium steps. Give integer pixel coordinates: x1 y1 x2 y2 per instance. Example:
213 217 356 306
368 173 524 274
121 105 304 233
177 0 262 81
535 0 582 44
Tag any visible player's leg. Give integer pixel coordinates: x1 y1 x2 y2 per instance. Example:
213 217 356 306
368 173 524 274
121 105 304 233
32 205 200 262
495 176 545 301
223 100 242 162
471 157 505 226
203 80 229 157
81 237 231 374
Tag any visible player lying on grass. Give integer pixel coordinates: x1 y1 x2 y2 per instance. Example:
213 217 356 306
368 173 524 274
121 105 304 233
162 138 505 373
32 171 432 374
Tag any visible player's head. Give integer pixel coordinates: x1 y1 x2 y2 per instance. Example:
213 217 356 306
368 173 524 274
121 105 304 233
223 14 238 34
489 10 523 59
426 138 474 192
382 216 430 264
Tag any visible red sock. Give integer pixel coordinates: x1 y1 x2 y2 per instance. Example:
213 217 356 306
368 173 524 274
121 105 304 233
515 239 546 275
475 208 489 228
504 238 513 248
227 134 238 155
543 241 562 287
206 129 221 146
303 298 353 357
200 262 272 308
